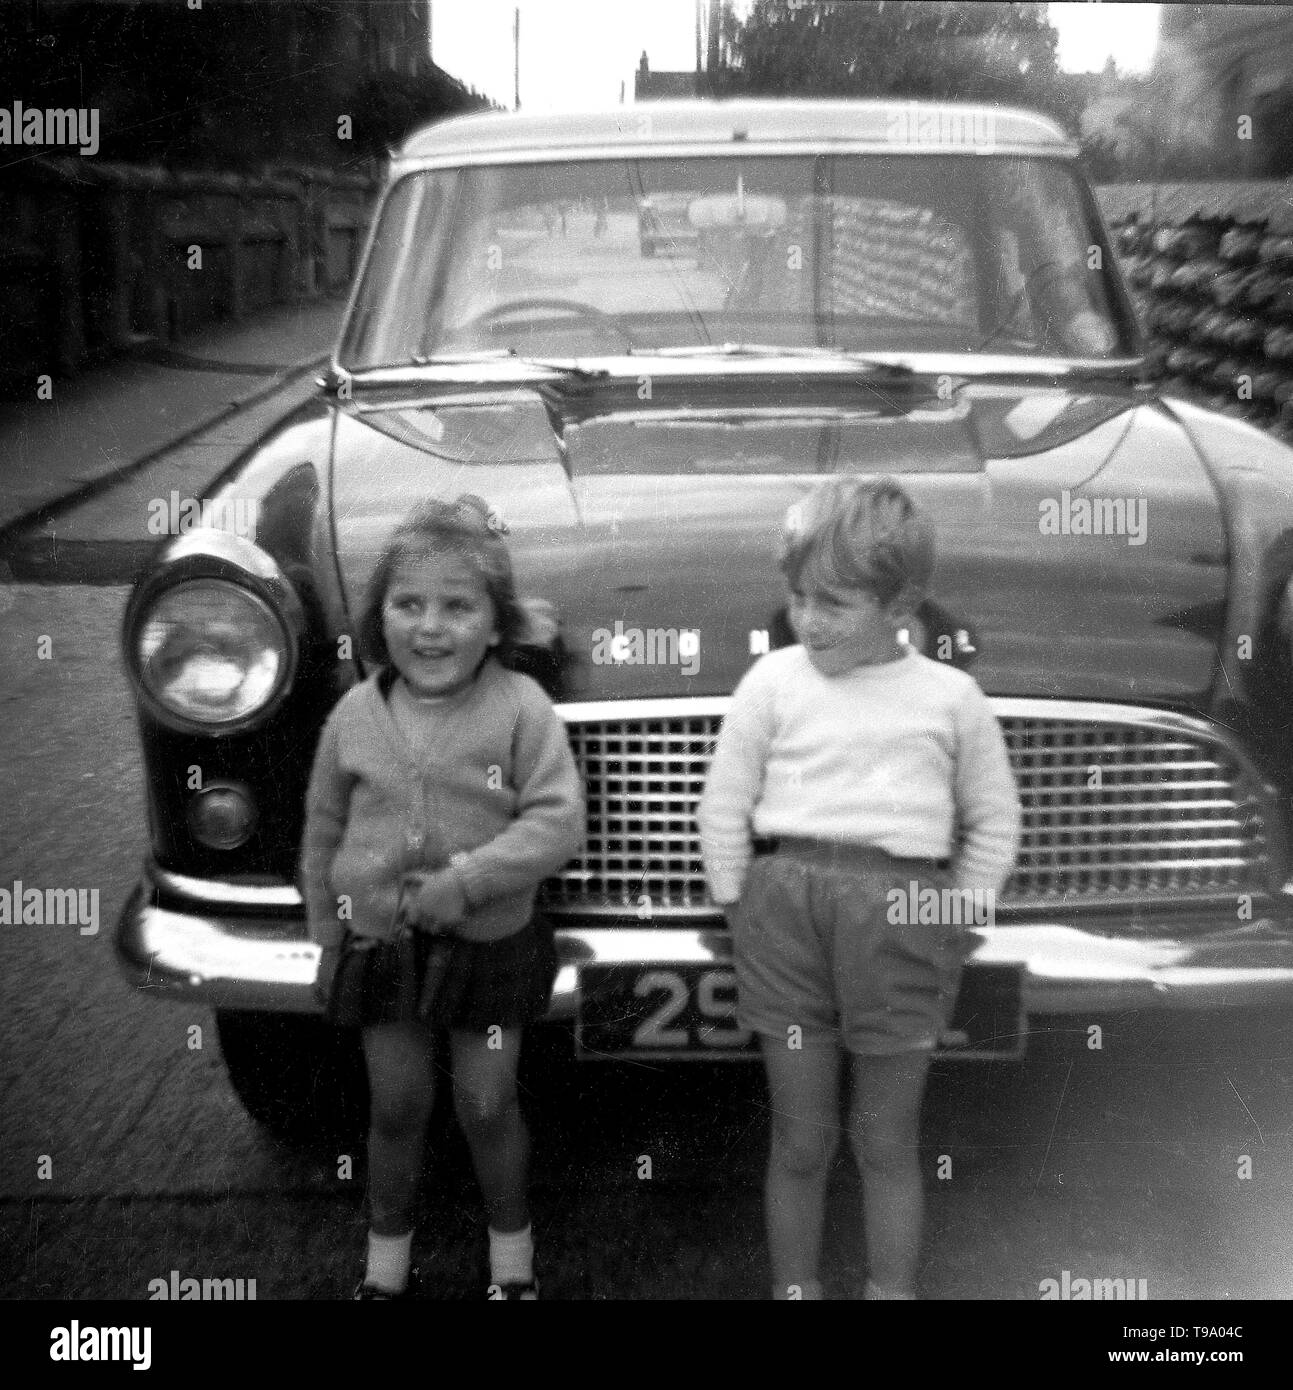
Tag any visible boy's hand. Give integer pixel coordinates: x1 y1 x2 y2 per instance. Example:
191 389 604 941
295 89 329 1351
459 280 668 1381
401 869 468 931
313 945 341 1006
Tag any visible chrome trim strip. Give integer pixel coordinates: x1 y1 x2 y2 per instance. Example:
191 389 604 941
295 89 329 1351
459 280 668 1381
152 866 303 909
116 901 1293 1017
391 141 1080 174
556 695 732 722
539 891 1268 920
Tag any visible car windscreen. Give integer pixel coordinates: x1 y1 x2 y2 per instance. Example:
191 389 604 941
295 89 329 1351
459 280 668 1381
339 154 1131 368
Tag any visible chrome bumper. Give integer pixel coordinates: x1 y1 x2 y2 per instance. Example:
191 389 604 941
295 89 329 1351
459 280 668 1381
116 867 1293 1018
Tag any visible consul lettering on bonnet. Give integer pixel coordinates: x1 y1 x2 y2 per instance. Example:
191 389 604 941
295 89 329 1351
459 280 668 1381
116 100 1293 1138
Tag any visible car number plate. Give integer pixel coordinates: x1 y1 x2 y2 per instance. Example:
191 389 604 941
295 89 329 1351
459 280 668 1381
577 964 755 1059
576 963 1026 1060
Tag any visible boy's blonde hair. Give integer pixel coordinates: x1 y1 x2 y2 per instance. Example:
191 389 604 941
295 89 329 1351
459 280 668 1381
779 475 935 609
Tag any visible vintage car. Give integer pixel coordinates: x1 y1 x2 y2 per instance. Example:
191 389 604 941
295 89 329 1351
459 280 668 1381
117 100 1293 1140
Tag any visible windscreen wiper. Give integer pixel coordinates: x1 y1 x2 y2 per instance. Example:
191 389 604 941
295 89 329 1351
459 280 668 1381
638 343 919 376
322 354 612 399
408 349 610 380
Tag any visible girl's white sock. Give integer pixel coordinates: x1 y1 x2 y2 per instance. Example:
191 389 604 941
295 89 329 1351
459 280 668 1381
488 1223 534 1284
366 1229 413 1293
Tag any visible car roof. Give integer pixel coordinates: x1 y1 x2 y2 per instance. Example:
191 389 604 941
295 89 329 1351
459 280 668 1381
394 99 1076 164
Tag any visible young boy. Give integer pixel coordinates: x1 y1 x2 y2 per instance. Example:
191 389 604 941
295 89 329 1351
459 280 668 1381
698 474 1021 1301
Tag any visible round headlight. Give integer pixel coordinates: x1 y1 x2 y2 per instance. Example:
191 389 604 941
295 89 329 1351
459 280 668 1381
135 579 289 726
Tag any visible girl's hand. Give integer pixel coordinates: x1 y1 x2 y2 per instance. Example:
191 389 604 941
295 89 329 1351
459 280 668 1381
401 869 468 931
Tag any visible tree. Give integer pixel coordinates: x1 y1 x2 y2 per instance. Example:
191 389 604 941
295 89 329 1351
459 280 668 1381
719 0 1080 132
1076 67 1221 182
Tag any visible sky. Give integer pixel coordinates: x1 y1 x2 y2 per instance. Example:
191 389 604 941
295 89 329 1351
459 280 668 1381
1048 2 1160 75
430 1 1162 113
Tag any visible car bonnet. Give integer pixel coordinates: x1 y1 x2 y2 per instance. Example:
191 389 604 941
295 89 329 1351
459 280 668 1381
327 381 1227 706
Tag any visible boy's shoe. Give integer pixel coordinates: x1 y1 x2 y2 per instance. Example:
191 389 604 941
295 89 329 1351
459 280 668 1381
487 1278 539 1300
353 1267 421 1300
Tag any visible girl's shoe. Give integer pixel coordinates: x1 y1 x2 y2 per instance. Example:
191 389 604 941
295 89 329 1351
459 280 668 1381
488 1278 539 1300
353 1268 421 1300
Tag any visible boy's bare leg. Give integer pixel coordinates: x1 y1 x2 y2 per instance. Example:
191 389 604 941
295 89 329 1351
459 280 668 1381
847 1049 932 1299
759 1034 841 1299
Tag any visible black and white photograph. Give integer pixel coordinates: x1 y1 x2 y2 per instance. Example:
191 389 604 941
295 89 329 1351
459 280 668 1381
1 0 1291 1338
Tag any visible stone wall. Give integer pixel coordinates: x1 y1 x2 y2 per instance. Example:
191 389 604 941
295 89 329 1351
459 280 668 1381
1096 181 1293 439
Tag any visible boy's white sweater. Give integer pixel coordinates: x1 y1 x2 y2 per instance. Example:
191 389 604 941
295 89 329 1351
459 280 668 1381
697 646 1022 905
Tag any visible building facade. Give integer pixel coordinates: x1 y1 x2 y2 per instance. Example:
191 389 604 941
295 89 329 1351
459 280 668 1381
1 0 484 167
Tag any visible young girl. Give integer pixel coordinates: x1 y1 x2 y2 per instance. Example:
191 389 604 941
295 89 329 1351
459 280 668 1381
301 495 585 1300
698 475 1021 1300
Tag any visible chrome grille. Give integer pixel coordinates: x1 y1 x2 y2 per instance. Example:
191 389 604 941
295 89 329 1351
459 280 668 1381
540 699 1276 916
997 713 1272 905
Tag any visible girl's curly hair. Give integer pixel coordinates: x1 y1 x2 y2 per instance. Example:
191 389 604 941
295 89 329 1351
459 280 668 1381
779 474 935 610
356 495 529 668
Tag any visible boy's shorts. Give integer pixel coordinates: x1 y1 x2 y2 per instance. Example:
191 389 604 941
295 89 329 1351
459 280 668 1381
728 838 973 1056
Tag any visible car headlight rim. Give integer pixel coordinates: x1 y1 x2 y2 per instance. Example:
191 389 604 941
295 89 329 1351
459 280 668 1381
130 576 296 732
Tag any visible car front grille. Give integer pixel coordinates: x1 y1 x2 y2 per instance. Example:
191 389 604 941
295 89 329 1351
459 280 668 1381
539 698 1278 916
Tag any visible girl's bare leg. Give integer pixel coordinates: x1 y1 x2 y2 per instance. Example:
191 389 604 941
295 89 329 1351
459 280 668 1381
362 1020 438 1235
450 1027 529 1232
